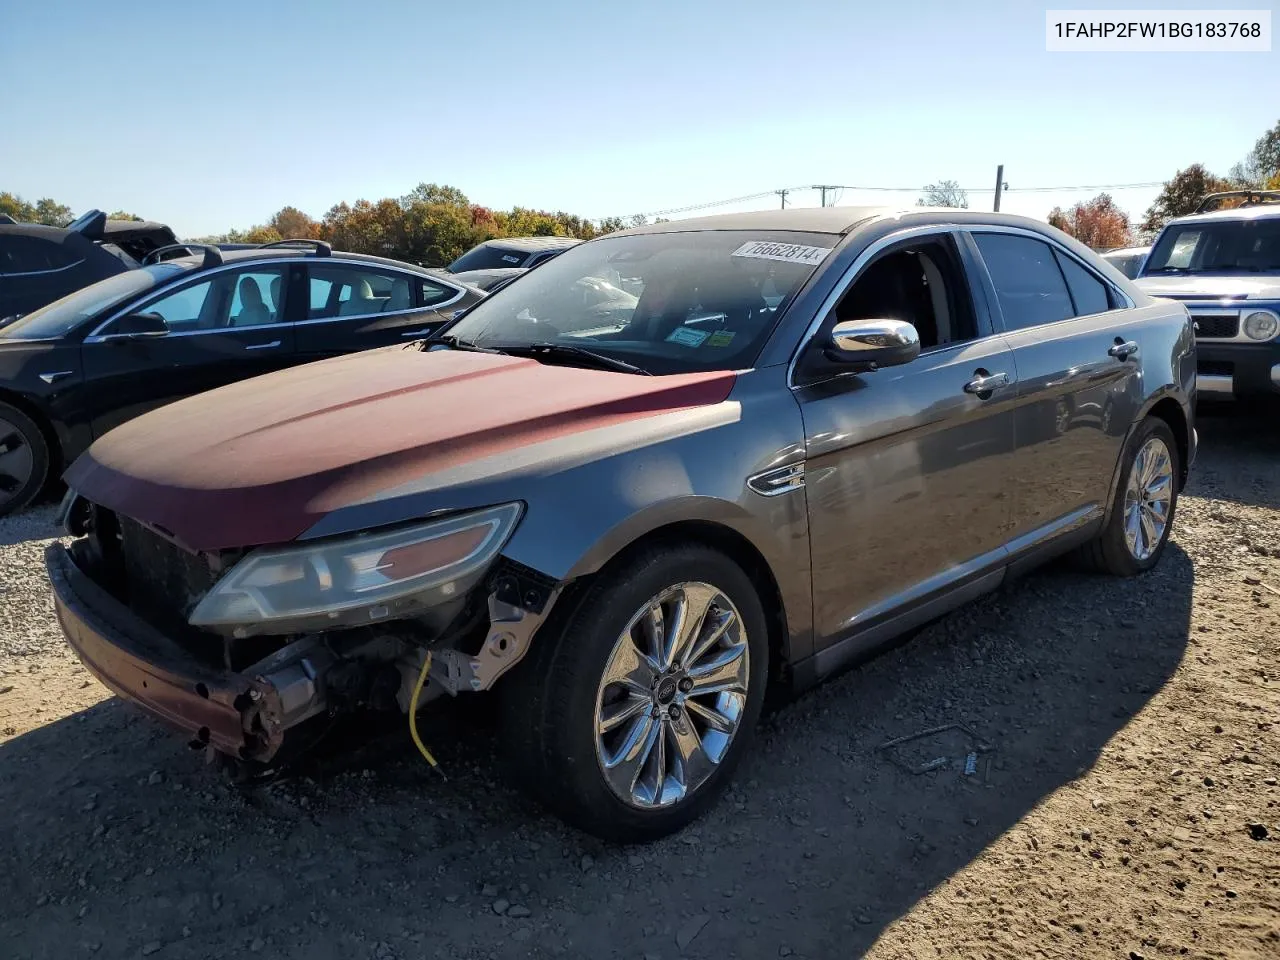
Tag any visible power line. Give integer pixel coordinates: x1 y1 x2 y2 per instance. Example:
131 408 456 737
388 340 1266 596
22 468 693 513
612 180 1166 223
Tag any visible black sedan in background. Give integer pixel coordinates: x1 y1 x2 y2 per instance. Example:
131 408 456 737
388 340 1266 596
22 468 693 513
0 240 482 515
0 209 180 320
446 236 581 273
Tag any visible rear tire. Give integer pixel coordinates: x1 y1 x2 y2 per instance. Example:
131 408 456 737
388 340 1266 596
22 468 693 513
1077 417 1180 576
500 543 769 843
0 401 50 519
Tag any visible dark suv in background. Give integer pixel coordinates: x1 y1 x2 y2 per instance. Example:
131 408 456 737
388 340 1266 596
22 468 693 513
445 236 582 290
0 209 179 320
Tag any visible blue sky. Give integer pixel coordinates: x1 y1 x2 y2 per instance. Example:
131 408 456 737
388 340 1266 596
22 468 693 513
1 0 1274 236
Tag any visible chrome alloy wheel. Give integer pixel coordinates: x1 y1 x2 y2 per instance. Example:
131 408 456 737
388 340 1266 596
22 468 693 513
1123 435 1174 561
0 416 34 508
594 582 749 809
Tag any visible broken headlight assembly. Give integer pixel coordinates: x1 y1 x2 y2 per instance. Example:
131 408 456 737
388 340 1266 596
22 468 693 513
189 502 524 636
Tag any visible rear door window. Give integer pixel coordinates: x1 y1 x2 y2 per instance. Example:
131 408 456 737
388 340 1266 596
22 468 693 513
307 264 416 319
973 233 1075 331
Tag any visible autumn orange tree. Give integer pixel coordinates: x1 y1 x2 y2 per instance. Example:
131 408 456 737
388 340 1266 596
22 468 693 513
193 183 609 266
1141 164 1236 232
1047 193 1132 249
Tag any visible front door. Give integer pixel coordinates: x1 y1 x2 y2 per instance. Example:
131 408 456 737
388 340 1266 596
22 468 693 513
79 264 298 438
794 232 1018 657
966 230 1142 543
296 263 460 361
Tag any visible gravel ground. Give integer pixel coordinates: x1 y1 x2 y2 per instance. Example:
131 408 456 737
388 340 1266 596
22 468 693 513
0 408 1277 960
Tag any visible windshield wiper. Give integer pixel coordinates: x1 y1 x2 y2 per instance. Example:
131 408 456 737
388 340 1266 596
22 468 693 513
420 334 507 354
506 342 652 375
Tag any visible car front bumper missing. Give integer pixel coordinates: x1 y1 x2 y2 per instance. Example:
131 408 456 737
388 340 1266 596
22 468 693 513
46 542 332 763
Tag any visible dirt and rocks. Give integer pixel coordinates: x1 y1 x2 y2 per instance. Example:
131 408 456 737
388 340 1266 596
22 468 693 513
0 408 1277 960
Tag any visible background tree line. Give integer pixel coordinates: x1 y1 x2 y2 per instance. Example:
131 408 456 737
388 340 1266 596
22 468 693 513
0 194 141 226
917 117 1280 251
1 183 644 268
194 183 646 266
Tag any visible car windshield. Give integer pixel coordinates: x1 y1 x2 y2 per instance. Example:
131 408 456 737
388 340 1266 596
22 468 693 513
442 230 837 374
0 262 189 340
448 244 534 272
1143 217 1280 274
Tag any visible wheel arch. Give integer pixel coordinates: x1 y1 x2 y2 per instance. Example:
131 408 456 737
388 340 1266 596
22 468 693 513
1100 387 1191 529
0 386 62 477
553 514 796 693
1144 395 1190 491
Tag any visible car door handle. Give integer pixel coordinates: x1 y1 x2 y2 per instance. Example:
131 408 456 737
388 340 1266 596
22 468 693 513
1108 339 1139 361
244 340 282 351
963 371 1009 396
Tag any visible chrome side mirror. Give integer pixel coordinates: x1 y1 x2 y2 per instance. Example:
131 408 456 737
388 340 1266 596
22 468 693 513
826 318 920 369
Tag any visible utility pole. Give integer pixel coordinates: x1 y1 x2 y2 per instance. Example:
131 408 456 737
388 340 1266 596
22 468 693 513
777 189 789 209
993 164 1006 212
812 185 840 207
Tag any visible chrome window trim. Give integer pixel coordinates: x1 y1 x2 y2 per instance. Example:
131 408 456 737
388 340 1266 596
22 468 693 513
83 256 464 341
785 224 968 389
0 258 87 278
965 223 1137 316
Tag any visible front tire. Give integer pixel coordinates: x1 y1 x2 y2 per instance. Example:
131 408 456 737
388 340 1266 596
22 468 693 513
1078 416 1180 576
501 543 770 843
0 402 50 519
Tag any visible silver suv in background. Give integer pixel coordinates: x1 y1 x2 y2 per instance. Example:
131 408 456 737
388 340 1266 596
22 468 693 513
1135 190 1280 400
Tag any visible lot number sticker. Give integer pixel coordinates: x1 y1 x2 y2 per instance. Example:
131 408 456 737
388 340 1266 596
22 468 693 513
731 240 831 266
666 326 711 347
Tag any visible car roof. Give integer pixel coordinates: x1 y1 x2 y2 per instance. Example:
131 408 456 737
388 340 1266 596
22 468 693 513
0 222 84 241
163 247 448 277
452 266 527 279
478 236 582 252
613 205 1091 239
1163 205 1280 226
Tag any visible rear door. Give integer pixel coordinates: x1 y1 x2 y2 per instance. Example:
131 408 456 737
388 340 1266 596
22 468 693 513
965 229 1143 546
295 262 462 361
79 263 298 437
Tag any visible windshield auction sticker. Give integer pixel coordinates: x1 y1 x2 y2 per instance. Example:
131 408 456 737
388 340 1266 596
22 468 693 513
666 326 711 347
731 241 832 266
1046 10 1271 51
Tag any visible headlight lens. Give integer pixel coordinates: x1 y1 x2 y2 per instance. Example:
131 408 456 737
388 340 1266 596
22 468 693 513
189 502 523 629
1242 310 1279 341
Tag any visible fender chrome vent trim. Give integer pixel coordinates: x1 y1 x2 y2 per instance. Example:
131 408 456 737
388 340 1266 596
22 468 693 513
747 463 805 497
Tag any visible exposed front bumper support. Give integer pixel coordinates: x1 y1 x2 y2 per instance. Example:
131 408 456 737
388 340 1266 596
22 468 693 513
427 586 562 697
47 543 332 763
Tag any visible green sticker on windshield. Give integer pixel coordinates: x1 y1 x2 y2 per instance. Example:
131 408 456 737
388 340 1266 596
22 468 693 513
706 330 737 347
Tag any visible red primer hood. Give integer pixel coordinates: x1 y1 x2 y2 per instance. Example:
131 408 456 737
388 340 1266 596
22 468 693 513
65 346 737 551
